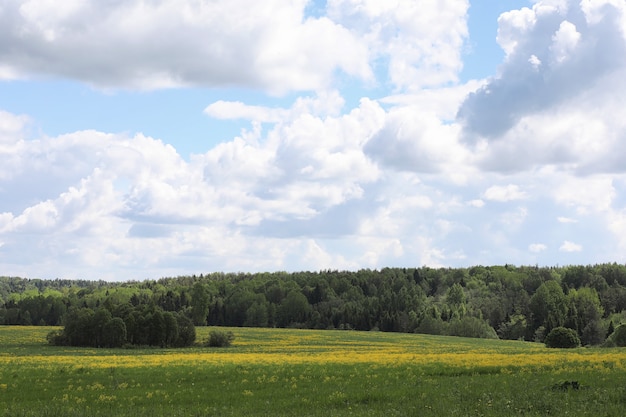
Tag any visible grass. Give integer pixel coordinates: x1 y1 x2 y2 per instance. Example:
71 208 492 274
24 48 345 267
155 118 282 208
1 326 626 416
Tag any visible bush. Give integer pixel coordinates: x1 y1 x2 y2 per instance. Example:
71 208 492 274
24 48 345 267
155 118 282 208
447 316 498 339
207 330 235 347
46 329 67 346
545 327 581 348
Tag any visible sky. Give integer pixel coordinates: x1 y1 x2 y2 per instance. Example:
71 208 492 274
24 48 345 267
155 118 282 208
2 0 626 281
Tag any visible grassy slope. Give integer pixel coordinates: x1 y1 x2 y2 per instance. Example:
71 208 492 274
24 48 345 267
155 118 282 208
1 326 626 416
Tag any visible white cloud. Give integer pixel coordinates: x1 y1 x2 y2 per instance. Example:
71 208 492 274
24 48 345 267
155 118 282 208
327 0 469 90
483 184 528 202
557 216 578 223
0 0 371 93
550 21 581 63
529 54 542 69
468 199 485 208
529 243 548 253
459 0 626 140
560 240 583 252
364 106 471 182
551 175 615 214
0 0 474 94
3 0 626 279
204 101 289 123
0 110 30 145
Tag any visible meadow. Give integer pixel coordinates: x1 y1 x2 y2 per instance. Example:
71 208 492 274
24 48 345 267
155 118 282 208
1 326 626 416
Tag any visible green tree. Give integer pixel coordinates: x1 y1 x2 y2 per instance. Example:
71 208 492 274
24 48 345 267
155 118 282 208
93 308 113 347
565 287 604 345
175 313 196 347
163 312 179 347
529 281 568 334
63 307 95 347
149 309 166 347
102 317 127 348
191 282 210 326
244 301 269 327
277 291 311 327
608 324 626 347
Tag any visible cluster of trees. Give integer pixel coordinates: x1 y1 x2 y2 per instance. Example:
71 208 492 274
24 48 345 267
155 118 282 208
2 263 626 346
47 304 195 348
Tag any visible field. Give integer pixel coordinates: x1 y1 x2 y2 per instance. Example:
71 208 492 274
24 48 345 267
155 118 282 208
1 326 626 416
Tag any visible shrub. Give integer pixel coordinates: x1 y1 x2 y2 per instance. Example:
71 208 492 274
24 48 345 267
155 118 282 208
207 330 235 347
545 327 581 348
447 316 498 339
46 329 67 346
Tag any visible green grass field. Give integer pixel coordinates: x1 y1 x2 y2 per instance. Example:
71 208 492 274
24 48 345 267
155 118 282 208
1 325 626 416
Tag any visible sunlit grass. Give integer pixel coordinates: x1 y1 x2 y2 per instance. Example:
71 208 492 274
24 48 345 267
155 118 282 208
2 326 626 416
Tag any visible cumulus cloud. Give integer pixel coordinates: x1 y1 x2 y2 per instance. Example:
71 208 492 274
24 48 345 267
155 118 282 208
457 0 626 140
4 0 626 279
0 96 399 278
364 109 465 174
0 0 371 92
0 0 473 94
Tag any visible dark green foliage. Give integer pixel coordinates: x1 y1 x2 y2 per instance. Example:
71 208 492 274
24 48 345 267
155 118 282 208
277 291 311 327
551 380 582 391
544 326 581 348
49 305 195 348
416 315 447 335
191 282 210 326
607 321 615 338
6 263 626 344
609 324 626 347
529 281 568 334
102 317 127 348
447 283 466 306
497 314 527 340
207 329 235 347
174 314 196 347
448 316 498 339
581 320 605 346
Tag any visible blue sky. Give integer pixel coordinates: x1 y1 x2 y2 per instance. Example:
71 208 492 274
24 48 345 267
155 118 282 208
2 0 626 280
0 1 528 158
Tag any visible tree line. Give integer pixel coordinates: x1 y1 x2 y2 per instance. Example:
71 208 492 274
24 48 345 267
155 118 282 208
2 263 626 346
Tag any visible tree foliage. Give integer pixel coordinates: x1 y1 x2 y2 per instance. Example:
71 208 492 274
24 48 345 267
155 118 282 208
608 324 626 347
4 263 626 345
48 305 195 348
544 326 581 348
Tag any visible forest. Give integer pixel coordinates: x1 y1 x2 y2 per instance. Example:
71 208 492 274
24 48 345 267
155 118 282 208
2 263 626 346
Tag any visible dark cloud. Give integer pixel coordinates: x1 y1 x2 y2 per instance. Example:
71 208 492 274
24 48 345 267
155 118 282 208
457 1 626 142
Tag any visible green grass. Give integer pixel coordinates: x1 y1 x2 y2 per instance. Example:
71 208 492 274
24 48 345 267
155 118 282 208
1 326 626 416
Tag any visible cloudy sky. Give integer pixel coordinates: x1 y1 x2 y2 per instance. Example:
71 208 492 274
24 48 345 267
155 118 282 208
2 0 626 281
